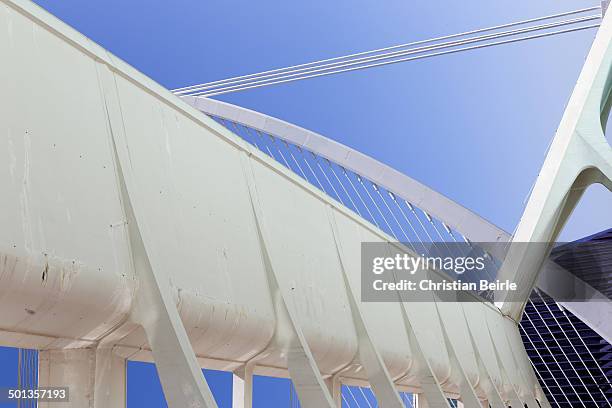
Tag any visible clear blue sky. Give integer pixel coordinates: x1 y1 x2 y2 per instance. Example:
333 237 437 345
1 0 611 407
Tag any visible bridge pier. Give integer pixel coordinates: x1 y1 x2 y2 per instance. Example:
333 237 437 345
414 394 429 407
326 375 342 408
232 374 245 408
38 347 126 408
93 347 127 408
39 349 95 408
232 366 253 408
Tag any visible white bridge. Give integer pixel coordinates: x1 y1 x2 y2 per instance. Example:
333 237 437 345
0 0 611 407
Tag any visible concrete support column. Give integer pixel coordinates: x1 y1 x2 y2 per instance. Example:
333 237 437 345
232 365 253 408
38 349 95 408
414 394 429 408
232 374 245 408
38 348 127 408
325 375 342 408
93 347 126 408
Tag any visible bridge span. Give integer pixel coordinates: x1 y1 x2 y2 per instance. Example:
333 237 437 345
2 0 611 407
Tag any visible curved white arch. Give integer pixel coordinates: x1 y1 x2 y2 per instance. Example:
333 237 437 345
182 95 511 247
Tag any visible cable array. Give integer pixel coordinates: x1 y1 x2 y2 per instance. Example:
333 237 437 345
17 348 38 408
174 7 601 97
212 115 501 301
520 291 612 407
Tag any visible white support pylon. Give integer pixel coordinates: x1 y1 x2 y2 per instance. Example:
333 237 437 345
498 4 612 321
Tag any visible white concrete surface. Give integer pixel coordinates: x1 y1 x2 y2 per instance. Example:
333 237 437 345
0 0 547 406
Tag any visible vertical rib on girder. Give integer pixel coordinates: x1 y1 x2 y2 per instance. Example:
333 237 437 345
240 152 336 408
99 62 218 408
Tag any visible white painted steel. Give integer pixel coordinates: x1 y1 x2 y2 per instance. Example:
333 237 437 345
0 0 546 407
498 2 612 320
